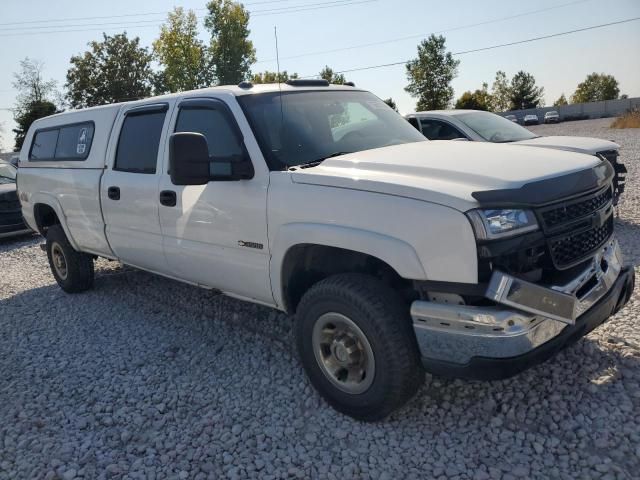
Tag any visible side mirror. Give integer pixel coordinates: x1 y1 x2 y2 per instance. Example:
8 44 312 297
169 132 255 186
169 132 210 185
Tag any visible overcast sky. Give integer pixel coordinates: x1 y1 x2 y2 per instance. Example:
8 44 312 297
1 0 639 151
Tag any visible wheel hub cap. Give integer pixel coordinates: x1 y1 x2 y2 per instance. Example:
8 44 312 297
312 312 375 394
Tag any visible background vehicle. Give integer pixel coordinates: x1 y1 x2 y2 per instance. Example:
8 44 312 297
505 114 518 123
406 110 627 203
545 111 560 123
0 160 30 239
17 82 634 420
524 114 540 125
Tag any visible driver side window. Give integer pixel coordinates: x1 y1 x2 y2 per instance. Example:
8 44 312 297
175 107 243 159
419 120 466 140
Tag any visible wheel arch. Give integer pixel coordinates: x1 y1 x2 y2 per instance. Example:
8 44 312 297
30 195 79 250
272 223 426 313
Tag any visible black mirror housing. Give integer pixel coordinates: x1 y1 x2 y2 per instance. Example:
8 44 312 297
169 132 211 185
170 132 254 185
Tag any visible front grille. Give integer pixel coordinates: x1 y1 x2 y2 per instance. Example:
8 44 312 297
540 187 612 229
548 217 613 268
536 186 614 269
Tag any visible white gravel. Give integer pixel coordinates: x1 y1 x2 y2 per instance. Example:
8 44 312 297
1 118 639 480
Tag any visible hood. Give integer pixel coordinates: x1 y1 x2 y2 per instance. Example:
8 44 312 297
290 141 601 211
512 136 619 155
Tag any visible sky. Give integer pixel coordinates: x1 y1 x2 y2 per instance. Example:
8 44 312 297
1 0 639 151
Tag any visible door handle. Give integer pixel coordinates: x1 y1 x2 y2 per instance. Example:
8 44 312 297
160 190 177 207
107 186 120 200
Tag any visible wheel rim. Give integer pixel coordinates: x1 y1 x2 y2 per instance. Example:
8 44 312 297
51 242 68 280
312 312 375 394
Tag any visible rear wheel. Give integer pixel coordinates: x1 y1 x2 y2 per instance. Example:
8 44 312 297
46 225 94 293
295 273 424 421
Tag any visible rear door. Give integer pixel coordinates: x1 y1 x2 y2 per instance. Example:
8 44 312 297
101 103 172 273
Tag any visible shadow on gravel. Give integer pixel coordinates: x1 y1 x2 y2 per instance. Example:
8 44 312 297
614 218 640 265
0 231 37 249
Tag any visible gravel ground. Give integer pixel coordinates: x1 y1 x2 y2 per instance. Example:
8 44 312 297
1 118 639 480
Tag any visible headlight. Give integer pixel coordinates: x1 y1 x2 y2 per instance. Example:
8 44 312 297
467 209 538 240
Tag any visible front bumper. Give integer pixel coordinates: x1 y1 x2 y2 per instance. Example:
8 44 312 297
411 239 635 380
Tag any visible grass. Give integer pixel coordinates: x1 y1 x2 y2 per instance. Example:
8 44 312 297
611 108 640 129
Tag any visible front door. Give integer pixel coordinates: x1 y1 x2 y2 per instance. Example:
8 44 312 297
101 103 171 273
158 96 273 304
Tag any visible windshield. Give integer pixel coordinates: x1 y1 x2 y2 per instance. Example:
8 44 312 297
237 90 426 169
0 163 16 185
455 111 538 143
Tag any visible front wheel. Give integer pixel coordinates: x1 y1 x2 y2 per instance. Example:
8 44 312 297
46 225 95 293
295 273 424 421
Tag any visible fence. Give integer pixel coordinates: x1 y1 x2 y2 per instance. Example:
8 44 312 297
499 97 640 122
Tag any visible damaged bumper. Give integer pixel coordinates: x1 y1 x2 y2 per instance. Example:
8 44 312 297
411 238 635 379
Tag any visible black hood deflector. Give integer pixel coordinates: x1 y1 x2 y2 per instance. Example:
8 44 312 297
472 161 614 207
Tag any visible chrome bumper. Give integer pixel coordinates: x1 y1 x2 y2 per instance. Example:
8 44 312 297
411 238 624 365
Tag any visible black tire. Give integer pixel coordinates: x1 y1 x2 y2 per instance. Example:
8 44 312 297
295 273 424 421
46 225 94 293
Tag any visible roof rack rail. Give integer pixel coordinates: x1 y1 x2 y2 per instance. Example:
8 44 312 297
238 81 253 89
343 81 355 87
285 79 330 87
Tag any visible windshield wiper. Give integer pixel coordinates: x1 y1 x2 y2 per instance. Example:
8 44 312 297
289 152 352 170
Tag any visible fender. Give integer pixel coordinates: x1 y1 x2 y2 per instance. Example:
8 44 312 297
270 222 427 308
27 193 80 251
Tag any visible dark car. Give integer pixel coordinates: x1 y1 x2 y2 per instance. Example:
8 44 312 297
0 161 30 239
523 114 539 125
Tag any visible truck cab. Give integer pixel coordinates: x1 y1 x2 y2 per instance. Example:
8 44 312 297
17 81 634 420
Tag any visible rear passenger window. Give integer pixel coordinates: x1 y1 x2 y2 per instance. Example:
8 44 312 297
30 130 59 160
55 124 94 159
29 122 94 161
175 107 242 158
115 110 166 174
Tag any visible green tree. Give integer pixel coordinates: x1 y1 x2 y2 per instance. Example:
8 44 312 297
554 93 568 106
491 71 511 112
12 58 60 150
319 66 346 85
383 98 398 112
455 83 493 111
66 33 155 108
405 34 459 111
204 0 256 85
571 73 620 103
509 71 544 110
251 71 298 84
153 7 212 93
13 101 58 150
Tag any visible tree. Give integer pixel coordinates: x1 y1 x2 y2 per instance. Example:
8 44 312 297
383 98 398 112
153 7 212 93
251 71 298 84
204 0 256 85
571 73 620 103
491 71 511 112
319 66 346 85
12 58 60 150
509 71 544 110
554 94 568 106
405 34 459 111
455 83 492 111
13 101 58 150
66 33 155 108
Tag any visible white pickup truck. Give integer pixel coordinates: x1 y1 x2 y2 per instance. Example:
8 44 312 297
17 81 634 420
